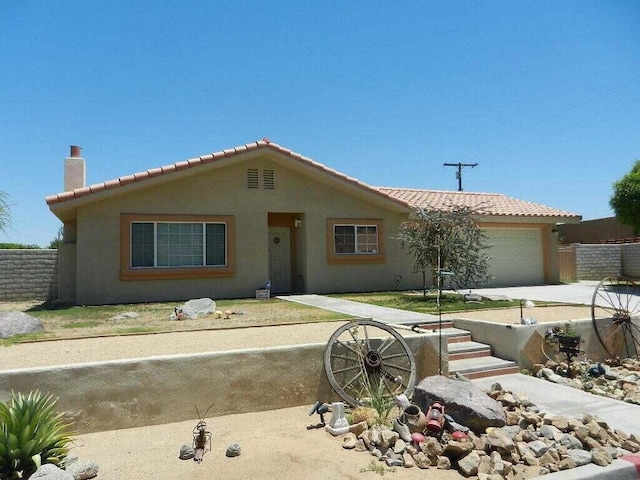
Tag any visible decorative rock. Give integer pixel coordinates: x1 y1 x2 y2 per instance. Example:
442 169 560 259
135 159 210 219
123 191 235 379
528 440 548 457
413 375 506 433
184 298 216 316
437 455 452 470
342 433 357 449
225 442 241 457
65 459 99 480
486 430 515 451
0 311 44 338
179 444 195 460
442 440 474 459
349 421 368 437
412 452 431 469
355 439 368 452
393 439 406 455
30 464 74 480
385 457 403 467
379 427 399 448
402 452 415 468
568 449 592 466
559 433 583 450
458 451 481 476
591 447 613 466
558 457 576 470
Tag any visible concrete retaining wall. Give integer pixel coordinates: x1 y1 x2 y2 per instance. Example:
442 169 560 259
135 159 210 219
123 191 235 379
453 317 616 369
0 335 440 434
0 249 58 301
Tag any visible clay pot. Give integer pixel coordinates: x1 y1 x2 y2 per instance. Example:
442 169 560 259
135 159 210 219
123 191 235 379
402 404 427 433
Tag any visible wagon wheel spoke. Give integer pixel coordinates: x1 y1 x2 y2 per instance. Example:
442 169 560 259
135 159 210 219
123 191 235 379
592 276 640 360
323 319 417 406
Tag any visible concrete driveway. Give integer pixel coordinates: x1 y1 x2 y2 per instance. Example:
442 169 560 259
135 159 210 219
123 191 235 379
468 281 601 306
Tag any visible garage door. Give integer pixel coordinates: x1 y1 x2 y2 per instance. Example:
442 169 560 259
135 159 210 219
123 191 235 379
483 228 544 287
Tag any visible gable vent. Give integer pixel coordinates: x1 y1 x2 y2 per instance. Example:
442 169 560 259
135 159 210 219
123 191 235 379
247 169 259 189
263 169 275 189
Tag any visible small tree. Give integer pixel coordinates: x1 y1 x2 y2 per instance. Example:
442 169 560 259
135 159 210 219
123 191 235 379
0 191 11 235
398 205 490 295
610 160 640 234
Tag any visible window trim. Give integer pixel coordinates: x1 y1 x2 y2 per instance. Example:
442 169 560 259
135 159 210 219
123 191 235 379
120 214 236 281
326 218 385 265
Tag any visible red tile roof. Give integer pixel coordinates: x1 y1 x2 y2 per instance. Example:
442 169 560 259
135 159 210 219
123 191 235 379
45 139 580 220
376 187 580 219
45 139 405 208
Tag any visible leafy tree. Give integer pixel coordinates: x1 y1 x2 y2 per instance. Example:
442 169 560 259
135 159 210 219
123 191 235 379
48 226 63 249
610 160 640 233
0 191 11 235
398 205 490 295
0 243 40 249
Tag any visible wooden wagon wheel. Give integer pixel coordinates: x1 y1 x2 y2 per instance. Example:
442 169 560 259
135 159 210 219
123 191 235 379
323 319 417 407
591 276 640 359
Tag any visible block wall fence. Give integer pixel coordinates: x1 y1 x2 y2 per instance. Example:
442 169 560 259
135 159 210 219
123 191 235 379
572 243 640 281
0 249 58 301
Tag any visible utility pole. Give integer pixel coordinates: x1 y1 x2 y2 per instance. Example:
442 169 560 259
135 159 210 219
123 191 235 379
443 162 478 191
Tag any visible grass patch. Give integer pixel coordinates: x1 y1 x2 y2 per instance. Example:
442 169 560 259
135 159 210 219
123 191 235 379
2 298 349 343
61 321 101 329
333 291 524 314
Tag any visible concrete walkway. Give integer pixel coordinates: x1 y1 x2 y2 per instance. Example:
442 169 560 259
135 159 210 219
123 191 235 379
280 294 440 324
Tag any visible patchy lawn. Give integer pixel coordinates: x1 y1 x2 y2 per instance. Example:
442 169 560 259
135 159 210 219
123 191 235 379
332 290 531 314
0 298 348 344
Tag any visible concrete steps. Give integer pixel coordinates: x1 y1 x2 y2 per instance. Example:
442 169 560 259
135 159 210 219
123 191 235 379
408 322 519 380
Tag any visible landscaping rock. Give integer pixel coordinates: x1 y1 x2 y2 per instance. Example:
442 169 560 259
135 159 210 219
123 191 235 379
179 444 195 460
458 451 481 476
0 311 44 338
65 459 99 480
30 464 74 480
413 375 506 433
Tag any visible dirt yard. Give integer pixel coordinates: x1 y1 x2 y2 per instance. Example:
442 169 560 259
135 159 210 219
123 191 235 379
443 305 592 324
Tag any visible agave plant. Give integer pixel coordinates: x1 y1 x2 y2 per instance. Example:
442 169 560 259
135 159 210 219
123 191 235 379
0 390 74 479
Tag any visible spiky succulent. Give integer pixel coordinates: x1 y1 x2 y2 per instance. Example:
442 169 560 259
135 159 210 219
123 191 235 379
0 390 74 479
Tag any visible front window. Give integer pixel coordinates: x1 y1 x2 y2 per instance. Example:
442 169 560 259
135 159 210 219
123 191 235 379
131 222 227 268
326 218 384 265
120 214 235 281
334 225 379 254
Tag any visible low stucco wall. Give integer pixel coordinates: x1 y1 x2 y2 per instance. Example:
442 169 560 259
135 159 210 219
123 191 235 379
0 335 440 434
453 318 618 369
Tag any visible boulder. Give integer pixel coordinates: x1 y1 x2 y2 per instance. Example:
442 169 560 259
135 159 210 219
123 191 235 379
413 376 506 433
0 311 44 338
65 459 99 480
30 464 74 480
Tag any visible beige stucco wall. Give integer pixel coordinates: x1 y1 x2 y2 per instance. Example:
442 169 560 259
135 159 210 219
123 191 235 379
453 317 617 369
71 151 422 304
0 335 440 434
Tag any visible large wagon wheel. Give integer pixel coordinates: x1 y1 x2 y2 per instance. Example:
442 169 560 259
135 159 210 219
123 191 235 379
323 319 417 407
591 276 640 359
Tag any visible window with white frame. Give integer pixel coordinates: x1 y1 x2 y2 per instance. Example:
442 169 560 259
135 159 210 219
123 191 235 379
334 224 379 254
131 221 227 268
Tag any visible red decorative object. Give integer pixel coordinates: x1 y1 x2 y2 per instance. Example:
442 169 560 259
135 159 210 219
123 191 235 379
426 402 445 433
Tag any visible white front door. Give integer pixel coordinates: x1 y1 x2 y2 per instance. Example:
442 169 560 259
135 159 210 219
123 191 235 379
268 226 291 293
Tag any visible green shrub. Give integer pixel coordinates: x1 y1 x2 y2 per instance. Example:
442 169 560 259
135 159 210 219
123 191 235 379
0 391 74 479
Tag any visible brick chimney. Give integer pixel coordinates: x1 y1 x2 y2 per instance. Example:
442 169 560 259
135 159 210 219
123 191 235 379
65 145 86 191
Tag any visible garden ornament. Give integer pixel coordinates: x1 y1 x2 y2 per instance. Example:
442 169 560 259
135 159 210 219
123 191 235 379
307 400 330 429
192 404 213 463
426 402 445 433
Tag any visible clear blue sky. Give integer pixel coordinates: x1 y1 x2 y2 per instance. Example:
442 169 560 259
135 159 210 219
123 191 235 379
2 1 639 247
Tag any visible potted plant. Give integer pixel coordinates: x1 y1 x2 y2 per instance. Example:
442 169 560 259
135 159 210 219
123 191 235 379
556 321 581 360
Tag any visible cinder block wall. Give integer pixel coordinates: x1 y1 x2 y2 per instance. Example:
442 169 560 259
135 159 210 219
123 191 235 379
622 244 640 278
575 244 621 280
0 250 58 301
